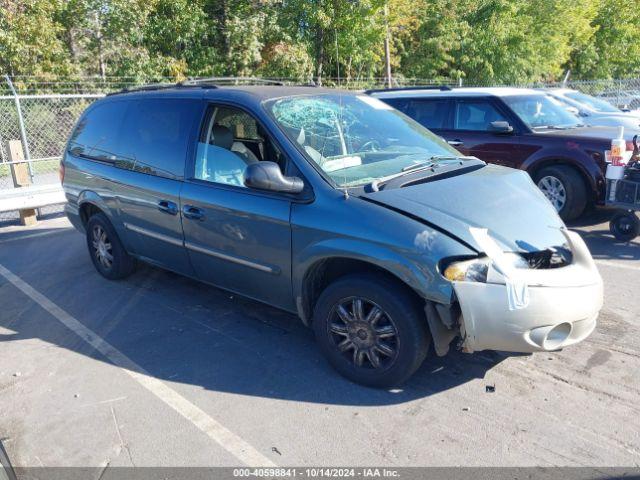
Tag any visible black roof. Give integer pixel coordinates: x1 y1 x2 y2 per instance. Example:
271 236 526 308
216 85 347 100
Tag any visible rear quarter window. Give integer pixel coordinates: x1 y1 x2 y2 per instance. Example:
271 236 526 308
68 100 129 163
118 98 202 179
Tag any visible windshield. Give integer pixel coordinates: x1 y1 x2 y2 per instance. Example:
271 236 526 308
565 91 620 113
266 94 461 187
503 94 583 129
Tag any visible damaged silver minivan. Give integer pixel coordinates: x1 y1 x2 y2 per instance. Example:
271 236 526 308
63 85 603 387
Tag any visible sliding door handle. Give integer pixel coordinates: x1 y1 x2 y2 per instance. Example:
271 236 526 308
157 200 178 215
448 139 463 147
182 205 205 221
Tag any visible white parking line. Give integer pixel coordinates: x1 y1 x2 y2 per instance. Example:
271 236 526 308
0 228 72 244
0 262 276 467
596 259 640 272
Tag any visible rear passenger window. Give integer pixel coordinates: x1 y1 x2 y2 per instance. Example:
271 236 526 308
404 99 450 130
68 101 128 163
118 99 201 179
376 98 450 130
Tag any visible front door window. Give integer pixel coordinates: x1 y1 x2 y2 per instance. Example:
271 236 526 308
194 106 285 187
454 100 508 132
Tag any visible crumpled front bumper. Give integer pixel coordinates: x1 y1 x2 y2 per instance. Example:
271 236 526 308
453 230 603 353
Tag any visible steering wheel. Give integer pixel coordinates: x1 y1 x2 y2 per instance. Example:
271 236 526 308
360 140 381 152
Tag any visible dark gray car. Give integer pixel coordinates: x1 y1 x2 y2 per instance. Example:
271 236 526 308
61 84 602 387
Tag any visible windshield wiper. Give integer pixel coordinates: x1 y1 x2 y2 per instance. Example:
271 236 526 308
401 154 469 171
369 165 434 191
370 155 472 191
402 160 435 172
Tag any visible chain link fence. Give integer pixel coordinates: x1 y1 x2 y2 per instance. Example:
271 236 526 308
541 79 640 111
1 75 640 224
0 76 104 222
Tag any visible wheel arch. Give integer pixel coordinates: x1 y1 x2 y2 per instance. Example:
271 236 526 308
298 257 424 326
76 191 134 252
298 253 461 358
77 191 114 227
524 156 598 202
293 239 453 327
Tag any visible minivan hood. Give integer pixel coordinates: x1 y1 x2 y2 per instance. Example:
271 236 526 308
364 164 566 253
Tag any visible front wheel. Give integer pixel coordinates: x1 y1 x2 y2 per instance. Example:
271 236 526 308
312 274 430 388
535 165 588 221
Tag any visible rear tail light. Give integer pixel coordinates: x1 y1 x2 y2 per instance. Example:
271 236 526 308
59 161 65 184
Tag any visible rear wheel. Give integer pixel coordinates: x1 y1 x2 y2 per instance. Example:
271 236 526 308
609 211 640 242
312 274 430 388
86 213 136 280
535 165 588 221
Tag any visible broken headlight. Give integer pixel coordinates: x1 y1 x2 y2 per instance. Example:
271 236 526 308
443 253 529 283
520 246 573 269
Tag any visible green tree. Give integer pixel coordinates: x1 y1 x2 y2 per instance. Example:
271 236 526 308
280 0 418 83
0 0 74 77
402 0 598 84
568 0 640 79
56 0 155 80
2 0 640 85
257 41 314 79
144 0 213 78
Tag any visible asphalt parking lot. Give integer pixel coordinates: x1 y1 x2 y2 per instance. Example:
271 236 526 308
0 211 638 469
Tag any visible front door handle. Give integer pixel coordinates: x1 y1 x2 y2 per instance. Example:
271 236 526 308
448 139 463 147
182 205 205 221
157 200 178 215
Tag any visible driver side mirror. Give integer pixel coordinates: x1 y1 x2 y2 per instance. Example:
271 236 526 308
489 121 514 134
244 161 304 194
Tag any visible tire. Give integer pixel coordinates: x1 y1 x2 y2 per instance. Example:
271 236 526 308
609 211 640 242
534 165 588 221
312 273 431 388
85 213 136 280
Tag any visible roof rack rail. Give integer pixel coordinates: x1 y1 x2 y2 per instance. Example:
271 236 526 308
107 82 217 96
364 85 453 94
107 77 317 96
181 77 286 86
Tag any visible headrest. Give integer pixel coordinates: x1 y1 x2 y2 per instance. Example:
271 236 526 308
211 125 234 150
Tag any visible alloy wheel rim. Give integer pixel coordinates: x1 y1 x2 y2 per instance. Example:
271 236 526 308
538 175 567 212
328 297 399 370
92 225 113 270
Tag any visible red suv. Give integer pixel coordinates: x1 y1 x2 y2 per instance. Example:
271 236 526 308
370 87 637 221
